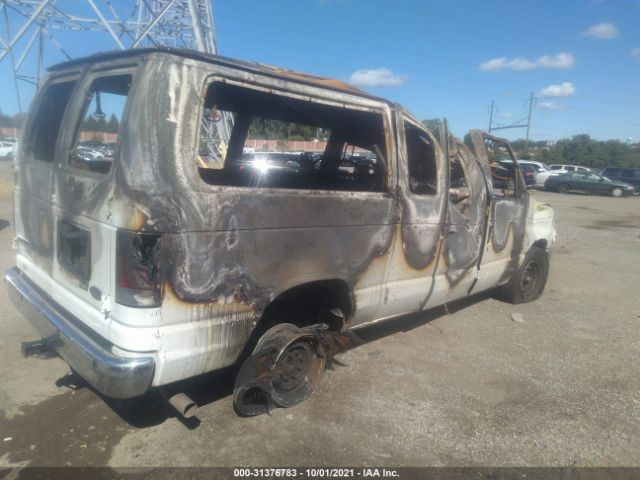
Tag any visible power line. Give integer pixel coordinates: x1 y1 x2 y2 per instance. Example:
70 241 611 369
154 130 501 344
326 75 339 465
488 93 535 149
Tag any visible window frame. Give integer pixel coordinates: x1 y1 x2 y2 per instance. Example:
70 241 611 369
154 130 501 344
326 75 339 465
401 115 439 196
62 65 138 179
22 74 81 165
193 75 393 196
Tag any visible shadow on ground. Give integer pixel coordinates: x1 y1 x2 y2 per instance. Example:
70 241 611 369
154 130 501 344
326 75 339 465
0 291 494 468
19 290 493 427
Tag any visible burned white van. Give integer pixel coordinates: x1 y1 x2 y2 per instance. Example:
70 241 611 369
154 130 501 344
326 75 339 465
6 48 555 416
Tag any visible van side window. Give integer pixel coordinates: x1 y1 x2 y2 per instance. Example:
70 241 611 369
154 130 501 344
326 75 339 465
197 82 387 192
69 74 131 174
404 122 437 195
27 81 77 163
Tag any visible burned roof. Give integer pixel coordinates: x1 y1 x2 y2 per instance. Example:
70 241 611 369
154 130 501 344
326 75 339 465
48 47 377 101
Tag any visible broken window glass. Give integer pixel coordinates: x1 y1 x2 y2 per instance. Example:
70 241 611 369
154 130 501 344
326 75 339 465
197 82 387 192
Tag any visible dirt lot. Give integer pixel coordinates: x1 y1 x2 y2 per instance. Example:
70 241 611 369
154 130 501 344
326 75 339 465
0 169 639 471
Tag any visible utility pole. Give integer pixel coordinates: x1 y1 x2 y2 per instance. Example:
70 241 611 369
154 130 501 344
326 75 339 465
488 93 535 148
524 92 534 151
488 100 494 133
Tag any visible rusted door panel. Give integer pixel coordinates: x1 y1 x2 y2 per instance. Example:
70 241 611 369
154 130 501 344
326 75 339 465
444 139 489 289
374 113 447 320
468 130 529 286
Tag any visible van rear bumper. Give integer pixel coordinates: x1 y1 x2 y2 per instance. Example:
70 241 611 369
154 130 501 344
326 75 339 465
5 267 154 399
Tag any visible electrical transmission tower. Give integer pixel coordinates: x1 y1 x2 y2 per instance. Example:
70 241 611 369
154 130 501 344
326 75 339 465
488 93 535 150
0 0 219 113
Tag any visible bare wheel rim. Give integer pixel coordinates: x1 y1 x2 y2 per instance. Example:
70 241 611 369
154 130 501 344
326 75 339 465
271 343 312 393
519 260 540 299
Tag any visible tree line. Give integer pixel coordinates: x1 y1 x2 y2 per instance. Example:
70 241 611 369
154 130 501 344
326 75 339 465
248 118 328 141
0 109 120 133
422 119 639 169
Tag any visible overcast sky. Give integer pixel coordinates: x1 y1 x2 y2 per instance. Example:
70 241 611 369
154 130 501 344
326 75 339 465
1 0 639 141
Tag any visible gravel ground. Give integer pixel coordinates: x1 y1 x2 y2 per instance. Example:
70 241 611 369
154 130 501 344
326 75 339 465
0 185 639 471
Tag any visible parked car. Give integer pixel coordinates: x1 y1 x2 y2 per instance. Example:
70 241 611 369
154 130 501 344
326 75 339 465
517 160 553 187
76 145 105 160
6 48 555 417
0 140 16 160
601 167 640 191
548 164 591 175
80 141 115 158
544 171 635 197
518 163 537 187
491 160 536 189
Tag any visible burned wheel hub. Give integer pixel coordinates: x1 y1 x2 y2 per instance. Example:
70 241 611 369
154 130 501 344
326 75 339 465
272 343 312 393
519 261 540 299
233 322 362 416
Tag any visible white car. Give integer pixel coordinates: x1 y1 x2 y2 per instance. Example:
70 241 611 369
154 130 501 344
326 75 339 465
76 146 105 161
0 141 16 160
548 164 591 175
518 160 554 187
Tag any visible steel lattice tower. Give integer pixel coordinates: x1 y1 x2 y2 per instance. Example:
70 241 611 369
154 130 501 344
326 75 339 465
0 0 219 113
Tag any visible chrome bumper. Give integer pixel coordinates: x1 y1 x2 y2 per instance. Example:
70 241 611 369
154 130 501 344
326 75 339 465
5 267 154 398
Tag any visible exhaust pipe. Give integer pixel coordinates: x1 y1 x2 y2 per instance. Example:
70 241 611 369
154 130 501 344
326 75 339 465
21 335 57 357
167 392 198 419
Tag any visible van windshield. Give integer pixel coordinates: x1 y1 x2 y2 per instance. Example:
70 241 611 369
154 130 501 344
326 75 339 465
197 82 387 192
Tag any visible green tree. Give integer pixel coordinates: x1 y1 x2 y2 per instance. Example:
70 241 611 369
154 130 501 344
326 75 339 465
107 114 119 133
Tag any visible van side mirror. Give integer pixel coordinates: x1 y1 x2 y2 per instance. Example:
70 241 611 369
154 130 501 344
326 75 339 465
449 186 470 202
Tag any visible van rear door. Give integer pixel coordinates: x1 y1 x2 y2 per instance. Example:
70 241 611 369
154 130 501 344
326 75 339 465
16 68 136 340
54 71 135 332
15 76 79 285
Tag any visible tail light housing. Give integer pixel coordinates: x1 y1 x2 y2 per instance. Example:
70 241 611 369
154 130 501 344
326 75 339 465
116 230 163 308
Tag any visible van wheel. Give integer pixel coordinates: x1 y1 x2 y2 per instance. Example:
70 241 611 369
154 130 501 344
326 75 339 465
498 246 549 304
611 187 623 198
557 184 570 194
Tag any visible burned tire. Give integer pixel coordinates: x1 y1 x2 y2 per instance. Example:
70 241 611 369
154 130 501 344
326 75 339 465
498 246 549 304
611 187 623 198
233 324 326 416
557 183 570 194
233 322 361 416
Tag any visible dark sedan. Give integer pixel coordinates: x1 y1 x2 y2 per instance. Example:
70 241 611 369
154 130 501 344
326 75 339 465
544 172 635 197
602 167 640 191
